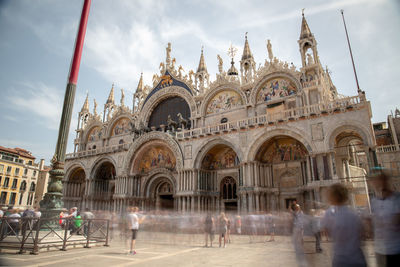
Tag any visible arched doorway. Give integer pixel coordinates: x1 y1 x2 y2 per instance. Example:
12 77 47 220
92 161 116 211
64 167 86 209
221 177 237 212
154 179 174 210
200 144 240 212
255 135 309 210
334 130 369 208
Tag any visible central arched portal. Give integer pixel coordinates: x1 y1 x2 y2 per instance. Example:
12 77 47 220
153 178 174 210
200 144 240 213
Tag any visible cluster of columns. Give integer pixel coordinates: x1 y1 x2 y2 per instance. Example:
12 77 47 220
178 170 218 191
238 191 277 213
63 181 84 198
176 195 221 213
241 162 274 187
114 176 141 196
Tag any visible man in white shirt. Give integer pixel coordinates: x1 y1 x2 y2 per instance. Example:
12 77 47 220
127 206 140 255
369 170 400 267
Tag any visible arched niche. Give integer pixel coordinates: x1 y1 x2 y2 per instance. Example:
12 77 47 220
256 77 297 103
205 90 243 115
250 71 302 106
110 117 130 137
201 144 240 170
255 136 308 164
131 141 176 175
148 96 191 130
86 126 101 143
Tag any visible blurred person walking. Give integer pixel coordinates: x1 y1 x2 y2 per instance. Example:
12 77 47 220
310 209 322 253
204 213 214 247
322 183 366 267
81 207 94 236
369 170 400 267
291 204 307 267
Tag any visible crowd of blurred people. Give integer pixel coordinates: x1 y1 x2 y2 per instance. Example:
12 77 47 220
0 169 398 266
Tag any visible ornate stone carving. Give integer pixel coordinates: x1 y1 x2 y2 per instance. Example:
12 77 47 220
311 123 324 141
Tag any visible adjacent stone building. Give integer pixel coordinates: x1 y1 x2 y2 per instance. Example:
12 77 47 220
0 146 49 209
64 14 377 213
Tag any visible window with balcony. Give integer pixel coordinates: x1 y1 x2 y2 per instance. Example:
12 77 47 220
6 166 12 174
0 164 4 173
9 192 16 205
28 160 33 166
24 168 28 176
3 177 10 188
33 170 37 177
11 178 17 189
15 168 20 176
0 192 7 204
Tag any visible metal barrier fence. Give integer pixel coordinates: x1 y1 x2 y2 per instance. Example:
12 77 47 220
0 217 109 255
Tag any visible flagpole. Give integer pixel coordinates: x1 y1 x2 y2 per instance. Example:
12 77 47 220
41 0 91 219
340 9 361 93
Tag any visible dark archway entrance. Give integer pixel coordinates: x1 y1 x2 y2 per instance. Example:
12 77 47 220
221 177 238 212
92 161 116 210
156 180 174 210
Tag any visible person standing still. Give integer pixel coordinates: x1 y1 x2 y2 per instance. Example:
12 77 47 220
127 206 140 255
369 170 400 267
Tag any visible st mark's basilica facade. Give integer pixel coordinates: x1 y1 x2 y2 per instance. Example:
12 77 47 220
63 15 376 214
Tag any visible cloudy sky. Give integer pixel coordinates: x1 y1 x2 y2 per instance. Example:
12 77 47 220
0 0 399 163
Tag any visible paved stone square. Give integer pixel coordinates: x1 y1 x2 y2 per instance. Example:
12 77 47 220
0 232 377 267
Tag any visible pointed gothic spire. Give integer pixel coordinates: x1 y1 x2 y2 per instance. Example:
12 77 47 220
241 32 253 61
300 10 312 39
136 73 143 94
106 83 115 104
81 93 89 113
196 46 207 73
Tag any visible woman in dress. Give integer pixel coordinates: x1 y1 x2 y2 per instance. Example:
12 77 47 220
218 212 228 248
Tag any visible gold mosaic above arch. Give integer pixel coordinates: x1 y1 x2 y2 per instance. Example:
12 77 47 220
133 143 176 174
111 118 130 136
257 77 297 103
206 90 242 115
87 126 101 142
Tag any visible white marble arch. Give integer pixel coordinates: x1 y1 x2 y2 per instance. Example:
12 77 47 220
139 85 197 126
89 155 118 179
246 126 316 162
192 136 244 169
200 83 247 117
142 168 176 198
105 114 133 138
326 121 375 151
249 71 302 107
122 131 184 176
64 162 87 182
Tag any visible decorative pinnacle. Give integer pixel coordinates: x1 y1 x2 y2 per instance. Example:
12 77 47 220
227 43 238 60
302 8 305 17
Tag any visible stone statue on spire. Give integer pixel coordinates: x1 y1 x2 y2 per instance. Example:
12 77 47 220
120 88 125 106
267 39 273 62
93 99 97 115
166 42 172 67
217 55 223 74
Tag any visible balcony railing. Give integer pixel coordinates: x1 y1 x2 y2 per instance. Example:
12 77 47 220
376 144 400 153
66 143 130 160
177 95 364 140
66 95 364 159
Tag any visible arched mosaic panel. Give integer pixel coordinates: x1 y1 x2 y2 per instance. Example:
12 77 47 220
257 137 307 163
111 118 130 136
202 145 239 170
133 144 176 174
206 91 242 115
87 126 101 142
257 77 297 103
